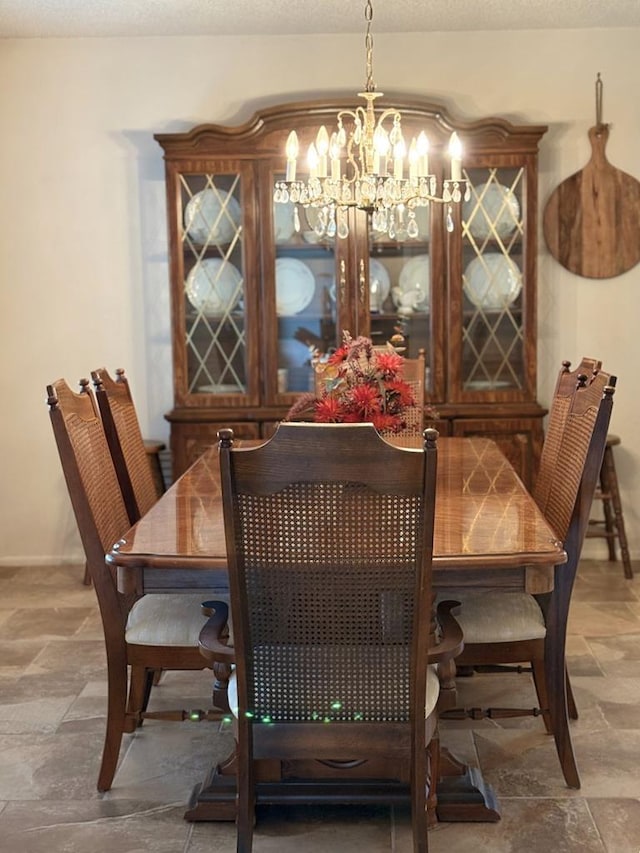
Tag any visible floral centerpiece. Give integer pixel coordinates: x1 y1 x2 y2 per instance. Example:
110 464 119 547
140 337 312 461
287 332 425 434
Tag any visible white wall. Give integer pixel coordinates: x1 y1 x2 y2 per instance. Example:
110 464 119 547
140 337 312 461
1 29 638 564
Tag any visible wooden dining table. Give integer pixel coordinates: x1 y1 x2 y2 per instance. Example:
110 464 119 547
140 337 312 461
109 435 566 823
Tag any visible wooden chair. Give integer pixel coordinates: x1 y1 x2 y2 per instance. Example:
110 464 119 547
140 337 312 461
91 367 164 525
199 423 460 853
47 377 218 792
398 348 427 438
439 362 616 789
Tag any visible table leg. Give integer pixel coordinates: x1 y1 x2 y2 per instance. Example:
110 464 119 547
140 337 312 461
435 747 500 822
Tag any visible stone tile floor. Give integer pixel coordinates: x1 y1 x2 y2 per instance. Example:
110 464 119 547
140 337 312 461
0 559 638 852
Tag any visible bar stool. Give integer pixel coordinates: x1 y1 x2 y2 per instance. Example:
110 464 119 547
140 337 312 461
587 434 633 578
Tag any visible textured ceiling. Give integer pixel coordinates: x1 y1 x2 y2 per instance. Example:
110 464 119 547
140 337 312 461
2 0 640 38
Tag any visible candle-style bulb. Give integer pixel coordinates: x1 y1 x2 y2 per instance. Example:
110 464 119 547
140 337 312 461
416 131 430 177
285 131 299 182
448 132 462 182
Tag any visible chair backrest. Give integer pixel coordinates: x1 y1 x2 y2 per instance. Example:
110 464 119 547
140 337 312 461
218 422 438 738
543 366 615 548
398 349 426 438
91 367 160 524
533 356 602 523
47 378 133 641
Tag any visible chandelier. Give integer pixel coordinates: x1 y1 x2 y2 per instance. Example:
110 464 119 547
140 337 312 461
273 0 470 239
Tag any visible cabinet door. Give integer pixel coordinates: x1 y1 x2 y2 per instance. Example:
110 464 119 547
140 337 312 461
262 164 350 402
167 160 260 408
365 201 445 402
448 159 538 403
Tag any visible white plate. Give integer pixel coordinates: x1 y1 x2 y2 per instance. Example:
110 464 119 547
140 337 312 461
463 254 522 310
395 255 431 310
465 379 513 390
463 182 520 241
278 337 310 368
197 383 240 394
275 258 316 315
301 207 327 244
369 258 391 306
274 201 295 244
328 258 390 308
184 188 241 245
185 259 243 316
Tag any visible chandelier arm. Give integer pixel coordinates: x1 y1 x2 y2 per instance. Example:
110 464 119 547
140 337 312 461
272 0 471 236
375 108 403 126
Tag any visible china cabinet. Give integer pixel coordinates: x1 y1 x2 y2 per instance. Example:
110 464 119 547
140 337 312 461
156 97 547 484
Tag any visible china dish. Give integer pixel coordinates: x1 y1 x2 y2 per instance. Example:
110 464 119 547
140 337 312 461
395 255 431 310
465 379 513 390
463 254 522 310
369 258 391 304
184 188 241 245
278 337 310 368
185 259 243 316
328 258 390 307
197 383 240 394
275 258 316 315
463 182 520 241
301 207 328 244
274 201 296 244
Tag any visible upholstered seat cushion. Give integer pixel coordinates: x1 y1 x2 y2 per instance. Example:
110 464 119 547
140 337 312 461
227 662 440 720
125 593 218 646
443 592 546 644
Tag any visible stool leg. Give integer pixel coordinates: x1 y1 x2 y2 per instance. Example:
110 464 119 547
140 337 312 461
602 446 633 579
599 452 618 562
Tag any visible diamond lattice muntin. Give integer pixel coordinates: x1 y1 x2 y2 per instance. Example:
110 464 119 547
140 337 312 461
180 173 247 395
461 167 525 390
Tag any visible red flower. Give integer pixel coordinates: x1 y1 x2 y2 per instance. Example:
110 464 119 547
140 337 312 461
315 396 344 423
372 411 402 433
375 350 404 378
327 345 349 366
386 380 416 407
284 331 437 435
348 384 382 417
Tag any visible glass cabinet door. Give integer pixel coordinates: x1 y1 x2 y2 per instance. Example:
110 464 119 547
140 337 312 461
269 178 338 398
366 203 439 398
455 164 528 395
174 166 257 402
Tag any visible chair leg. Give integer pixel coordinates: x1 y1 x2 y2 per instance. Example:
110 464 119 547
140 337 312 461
544 584 580 789
236 727 255 853
530 657 553 734
124 666 153 733
410 727 429 853
426 732 440 829
97 657 128 792
566 667 578 721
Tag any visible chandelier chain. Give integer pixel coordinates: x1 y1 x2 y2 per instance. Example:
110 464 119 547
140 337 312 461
273 0 469 238
364 0 375 93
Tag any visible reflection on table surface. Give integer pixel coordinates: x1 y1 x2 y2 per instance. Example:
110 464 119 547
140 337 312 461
111 437 565 595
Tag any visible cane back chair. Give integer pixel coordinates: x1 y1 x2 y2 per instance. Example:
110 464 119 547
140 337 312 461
440 361 616 790
47 377 215 792
91 367 164 525
199 422 457 853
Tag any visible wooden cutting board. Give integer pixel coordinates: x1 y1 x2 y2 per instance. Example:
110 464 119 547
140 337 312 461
543 123 640 279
